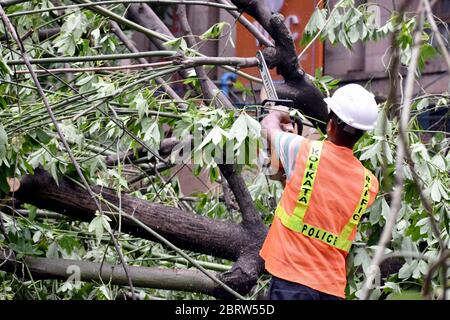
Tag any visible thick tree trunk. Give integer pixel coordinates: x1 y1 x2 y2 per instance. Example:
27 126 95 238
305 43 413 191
15 169 261 262
13 169 267 297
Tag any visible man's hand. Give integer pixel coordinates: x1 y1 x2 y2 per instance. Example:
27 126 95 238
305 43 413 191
261 105 292 140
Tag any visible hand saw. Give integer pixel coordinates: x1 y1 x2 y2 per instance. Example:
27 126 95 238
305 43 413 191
256 50 303 135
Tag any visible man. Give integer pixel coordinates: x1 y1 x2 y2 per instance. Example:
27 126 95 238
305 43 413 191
260 84 380 300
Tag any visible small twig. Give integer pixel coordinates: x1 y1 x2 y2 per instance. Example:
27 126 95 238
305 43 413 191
422 250 450 299
174 56 258 69
360 4 425 300
6 51 177 65
423 0 450 91
13 62 173 74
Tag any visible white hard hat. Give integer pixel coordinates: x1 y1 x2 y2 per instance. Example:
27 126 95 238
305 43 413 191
324 84 379 131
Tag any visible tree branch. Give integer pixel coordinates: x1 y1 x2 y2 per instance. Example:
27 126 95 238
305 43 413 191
14 169 249 262
219 164 266 232
6 51 176 65
13 168 265 298
360 4 425 300
0 250 219 296
174 56 257 68
217 0 273 47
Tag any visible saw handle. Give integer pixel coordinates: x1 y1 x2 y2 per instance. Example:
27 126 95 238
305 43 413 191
260 99 303 136
290 114 303 136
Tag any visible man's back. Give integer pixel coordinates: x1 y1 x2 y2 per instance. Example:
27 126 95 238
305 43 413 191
260 137 379 298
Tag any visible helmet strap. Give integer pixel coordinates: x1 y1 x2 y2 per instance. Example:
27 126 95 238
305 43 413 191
343 125 357 134
333 113 357 134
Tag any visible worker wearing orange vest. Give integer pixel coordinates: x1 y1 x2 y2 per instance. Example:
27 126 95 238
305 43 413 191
260 84 380 300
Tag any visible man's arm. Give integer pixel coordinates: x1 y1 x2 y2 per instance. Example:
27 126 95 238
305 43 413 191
260 107 292 150
261 107 303 182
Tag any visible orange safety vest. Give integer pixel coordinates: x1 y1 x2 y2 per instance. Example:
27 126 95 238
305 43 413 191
260 139 379 298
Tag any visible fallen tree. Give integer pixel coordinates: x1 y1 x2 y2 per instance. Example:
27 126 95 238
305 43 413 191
0 0 448 301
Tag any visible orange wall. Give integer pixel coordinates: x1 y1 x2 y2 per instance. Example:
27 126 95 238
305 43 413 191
236 0 323 81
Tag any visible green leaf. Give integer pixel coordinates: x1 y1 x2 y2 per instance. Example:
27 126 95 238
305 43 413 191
88 215 108 244
197 126 225 150
0 57 13 76
416 98 429 111
89 121 101 136
418 43 437 71
387 290 423 300
359 141 381 161
301 8 327 45
436 97 448 107
132 92 149 120
60 121 84 146
368 198 381 225
46 241 59 259
348 24 360 43
28 206 37 221
381 198 390 220
244 113 261 138
200 22 228 40
91 28 100 46
49 161 59 186
0 124 8 160
163 37 187 51
57 235 78 255
430 180 442 202
209 166 219 182
32 231 42 243
398 260 418 279
437 181 449 200
142 120 161 150
431 154 445 171
76 75 94 86
229 114 247 145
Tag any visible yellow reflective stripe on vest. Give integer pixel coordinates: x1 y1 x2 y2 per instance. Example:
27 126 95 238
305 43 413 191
291 140 323 221
334 168 372 251
275 141 372 252
276 206 341 247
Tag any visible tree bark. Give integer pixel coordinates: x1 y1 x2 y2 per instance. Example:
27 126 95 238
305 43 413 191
14 169 255 261
13 168 267 297
0 249 218 296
